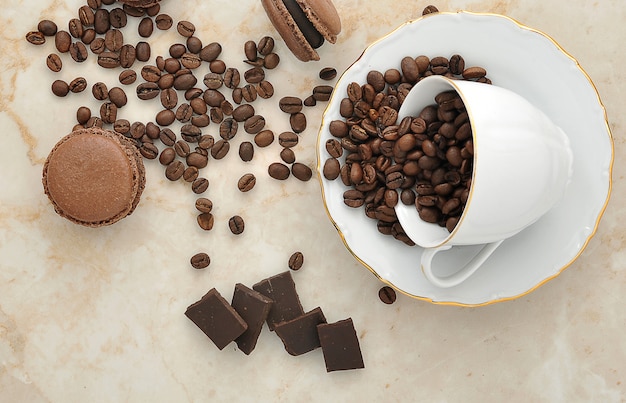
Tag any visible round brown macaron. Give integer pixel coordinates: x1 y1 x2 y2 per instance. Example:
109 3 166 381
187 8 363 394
262 0 341 62
42 127 146 227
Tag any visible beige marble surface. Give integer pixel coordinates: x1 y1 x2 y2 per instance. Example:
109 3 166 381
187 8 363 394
0 0 623 401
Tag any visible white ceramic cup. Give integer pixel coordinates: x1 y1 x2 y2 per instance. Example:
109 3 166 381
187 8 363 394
394 75 573 288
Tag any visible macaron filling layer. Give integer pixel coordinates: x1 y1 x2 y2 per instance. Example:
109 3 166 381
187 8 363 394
282 0 325 49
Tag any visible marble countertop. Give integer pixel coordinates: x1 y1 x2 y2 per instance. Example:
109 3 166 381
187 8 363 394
1 0 623 401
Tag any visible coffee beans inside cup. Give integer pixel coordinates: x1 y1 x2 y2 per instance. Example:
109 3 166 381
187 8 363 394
323 54 489 245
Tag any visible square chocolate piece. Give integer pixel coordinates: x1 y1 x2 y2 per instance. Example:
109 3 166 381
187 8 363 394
317 318 365 372
274 307 326 356
231 283 273 355
252 271 304 331
185 288 248 350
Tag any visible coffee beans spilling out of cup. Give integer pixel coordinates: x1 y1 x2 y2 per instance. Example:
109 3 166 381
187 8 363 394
322 54 490 245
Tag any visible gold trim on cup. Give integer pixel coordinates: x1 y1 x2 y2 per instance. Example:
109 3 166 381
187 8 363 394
315 11 614 307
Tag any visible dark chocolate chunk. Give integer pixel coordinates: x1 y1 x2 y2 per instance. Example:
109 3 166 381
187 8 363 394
231 283 273 355
274 307 326 356
252 271 304 331
185 288 248 350
317 318 365 372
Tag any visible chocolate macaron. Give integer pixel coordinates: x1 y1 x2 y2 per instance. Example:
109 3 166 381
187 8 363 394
42 128 146 227
262 0 341 62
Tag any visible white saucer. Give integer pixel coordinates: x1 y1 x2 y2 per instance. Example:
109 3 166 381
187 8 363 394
316 11 613 306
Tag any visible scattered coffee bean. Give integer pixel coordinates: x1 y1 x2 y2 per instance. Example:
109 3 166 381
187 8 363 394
278 131 298 148
183 166 199 182
192 177 209 194
280 148 296 164
45 53 62 72
291 163 312 182
200 42 222 62
289 113 307 133
104 28 123 52
254 130 274 147
177 20 195 37
187 151 208 169
312 85 333 102
190 252 211 269
69 42 88 62
228 215 245 235
136 41 151 62
211 139 230 159
323 158 340 180
244 67 264 84
119 69 137 85
288 252 304 271
108 87 127 107
54 30 71 53
136 82 160 100
51 80 69 97
38 20 58 36
109 7 127 28
26 31 46 45
378 286 397 304
263 53 280 69
319 67 337 81
195 198 213 213
244 115 265 134
237 173 256 192
197 212 214 230
257 36 274 55
165 160 185 181
76 106 91 125
138 17 154 37
422 5 439 15
94 9 110 34
304 95 316 107
159 147 176 165
256 81 274 99
140 142 159 160
279 96 303 114
268 162 290 180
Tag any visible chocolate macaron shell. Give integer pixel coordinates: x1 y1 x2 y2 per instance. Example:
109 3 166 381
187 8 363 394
43 128 145 227
295 0 341 44
261 0 320 62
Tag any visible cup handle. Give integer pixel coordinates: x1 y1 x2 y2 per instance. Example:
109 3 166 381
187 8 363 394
421 240 504 288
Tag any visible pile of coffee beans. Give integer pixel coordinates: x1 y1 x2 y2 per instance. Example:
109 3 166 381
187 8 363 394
322 53 490 245
26 0 338 268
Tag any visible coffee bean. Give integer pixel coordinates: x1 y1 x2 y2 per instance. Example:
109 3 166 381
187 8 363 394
203 72 223 89
244 115 265 134
87 0 101 9
203 89 225 107
211 139 230 159
156 109 175 126
53 30 71 53
146 4 160 17
45 53 62 72
99 102 117 123
239 141 254 162
190 252 210 269
68 18 84 39
108 87 127 108
244 67 264 84
192 177 209 194
200 42 221 62
81 28 96 44
289 113 307 133
278 131 298 148
97 51 120 68
137 82 160 100
256 81 274 99
232 104 255 122
113 118 130 134
279 96 303 114
257 36 274 56
195 198 213 213
288 252 304 271
319 67 337 81
176 103 194 123
51 80 69 97
268 162 290 180
312 85 333 102
323 158 340 180
85 116 103 128
422 5 439 15
303 95 316 107
94 9 110 34
343 189 365 208
177 20 195 37
228 215 245 235
263 53 280 69
123 3 144 17
276 148 294 165
254 130 274 147
140 142 159 160
241 84 258 103
219 118 238 140
165 160 185 181
155 13 173 30
197 212 214 230
378 286 397 304
135 41 151 62
244 40 257 61
183 162 200 180
237 173 256 192
159 147 176 165
181 52 201 69
180 124 200 142
69 42 88 62
76 106 91 125
190 97 207 115
187 151 208 169
325 139 343 158
159 128 177 146
38 20 57 36
209 60 226 74
118 69 137 85
137 17 153 38
104 28 123 52
366 70 385 92
109 7 127 28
